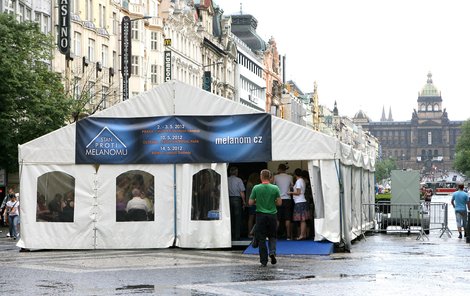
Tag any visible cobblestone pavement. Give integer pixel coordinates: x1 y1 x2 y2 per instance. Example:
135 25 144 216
0 195 469 295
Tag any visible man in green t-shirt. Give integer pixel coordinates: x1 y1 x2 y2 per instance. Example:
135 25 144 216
249 169 282 267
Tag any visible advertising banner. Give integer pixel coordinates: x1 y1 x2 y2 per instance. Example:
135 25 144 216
76 114 272 164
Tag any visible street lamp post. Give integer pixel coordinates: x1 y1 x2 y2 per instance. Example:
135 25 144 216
121 15 152 101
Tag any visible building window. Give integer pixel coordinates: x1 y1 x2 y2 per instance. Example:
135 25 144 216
101 45 108 67
71 0 78 14
113 51 117 71
151 64 158 84
88 38 95 62
427 131 432 145
151 32 158 51
18 3 24 22
88 82 95 102
5 0 14 14
101 86 108 109
99 4 106 28
131 56 139 76
73 32 81 56
73 77 81 100
85 0 93 21
113 12 118 35
131 21 139 40
42 15 49 34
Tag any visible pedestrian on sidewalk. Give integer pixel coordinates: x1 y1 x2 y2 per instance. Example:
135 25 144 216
6 193 20 239
249 169 282 267
451 184 470 239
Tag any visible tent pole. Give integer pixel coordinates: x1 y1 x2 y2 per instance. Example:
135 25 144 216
173 164 177 246
334 158 346 251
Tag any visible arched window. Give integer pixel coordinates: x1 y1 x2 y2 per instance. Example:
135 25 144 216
427 104 432 111
191 169 221 220
433 104 439 111
36 172 75 222
116 170 155 222
420 104 426 111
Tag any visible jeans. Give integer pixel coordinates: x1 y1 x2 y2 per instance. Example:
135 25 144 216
229 197 242 240
8 215 19 238
255 212 277 265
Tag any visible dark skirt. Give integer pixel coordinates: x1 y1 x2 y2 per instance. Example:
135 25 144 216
293 202 310 221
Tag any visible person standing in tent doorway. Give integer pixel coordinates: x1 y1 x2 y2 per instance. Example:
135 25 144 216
451 184 470 239
273 163 293 240
249 169 282 267
246 172 261 238
228 166 246 241
289 168 310 240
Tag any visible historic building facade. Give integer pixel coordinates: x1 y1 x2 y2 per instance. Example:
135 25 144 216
354 73 463 173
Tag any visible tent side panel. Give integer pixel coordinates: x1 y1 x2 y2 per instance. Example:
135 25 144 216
94 164 175 249
18 164 96 249
314 160 341 243
176 163 231 248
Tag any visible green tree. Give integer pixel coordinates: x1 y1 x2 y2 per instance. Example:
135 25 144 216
454 120 470 176
375 157 397 183
0 14 71 174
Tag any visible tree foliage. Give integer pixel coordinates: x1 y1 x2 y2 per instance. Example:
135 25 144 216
375 157 397 183
0 14 71 173
454 120 470 176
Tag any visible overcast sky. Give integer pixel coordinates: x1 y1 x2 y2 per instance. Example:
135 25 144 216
215 0 470 122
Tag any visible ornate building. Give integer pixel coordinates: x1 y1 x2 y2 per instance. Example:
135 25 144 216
354 73 463 173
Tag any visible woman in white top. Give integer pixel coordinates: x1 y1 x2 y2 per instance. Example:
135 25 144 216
6 194 20 239
288 168 310 240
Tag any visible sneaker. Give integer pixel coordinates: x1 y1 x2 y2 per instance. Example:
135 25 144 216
458 233 463 239
270 254 277 265
260 262 267 267
6 233 10 237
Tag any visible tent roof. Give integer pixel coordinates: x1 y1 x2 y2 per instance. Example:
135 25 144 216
19 81 374 170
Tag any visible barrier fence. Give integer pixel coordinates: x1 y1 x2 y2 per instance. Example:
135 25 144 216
361 202 451 240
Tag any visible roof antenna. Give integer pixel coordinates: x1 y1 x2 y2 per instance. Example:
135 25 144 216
240 2 243 14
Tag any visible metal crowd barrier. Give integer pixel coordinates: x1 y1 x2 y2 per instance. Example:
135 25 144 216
362 202 451 240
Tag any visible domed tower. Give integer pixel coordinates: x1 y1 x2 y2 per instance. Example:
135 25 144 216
411 72 451 173
417 72 442 120
353 109 370 125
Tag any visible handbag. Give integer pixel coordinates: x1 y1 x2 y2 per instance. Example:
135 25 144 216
7 201 18 215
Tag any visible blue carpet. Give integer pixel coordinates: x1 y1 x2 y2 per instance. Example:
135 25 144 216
243 240 334 255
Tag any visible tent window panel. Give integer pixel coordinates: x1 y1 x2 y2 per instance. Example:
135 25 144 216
191 169 221 221
36 172 75 222
116 170 155 222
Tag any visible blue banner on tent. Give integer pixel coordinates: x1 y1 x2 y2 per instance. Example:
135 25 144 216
75 114 272 164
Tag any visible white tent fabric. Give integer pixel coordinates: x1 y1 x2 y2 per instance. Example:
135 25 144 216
18 81 375 250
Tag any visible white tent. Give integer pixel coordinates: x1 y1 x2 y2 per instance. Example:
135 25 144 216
18 81 375 250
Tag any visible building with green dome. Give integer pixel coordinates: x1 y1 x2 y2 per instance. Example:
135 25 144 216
353 72 463 174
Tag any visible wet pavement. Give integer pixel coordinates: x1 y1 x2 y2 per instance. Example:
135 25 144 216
1 195 470 295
